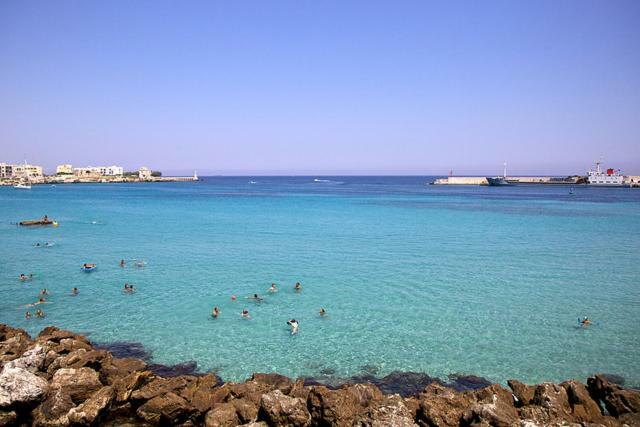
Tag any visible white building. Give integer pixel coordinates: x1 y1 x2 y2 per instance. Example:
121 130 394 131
56 164 74 175
138 167 152 180
73 165 123 177
103 165 123 176
12 163 43 179
0 163 14 178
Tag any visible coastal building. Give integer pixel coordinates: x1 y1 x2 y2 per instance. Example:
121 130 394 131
73 165 123 177
138 167 152 180
12 163 43 179
0 163 14 178
56 164 74 175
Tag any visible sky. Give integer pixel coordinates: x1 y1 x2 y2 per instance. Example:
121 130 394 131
1 1 639 176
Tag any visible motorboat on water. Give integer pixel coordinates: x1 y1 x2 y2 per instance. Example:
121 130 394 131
486 177 510 186
14 182 31 190
19 216 58 227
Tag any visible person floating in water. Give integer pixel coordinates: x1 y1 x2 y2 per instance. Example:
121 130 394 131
25 311 31 320
581 316 591 328
319 308 326 317
35 242 41 247
19 273 33 282
294 282 302 292
287 319 299 335
241 309 251 319
231 295 237 301
71 287 79 296
268 283 278 293
212 306 220 318
35 308 45 318
39 289 49 296
123 283 135 293
249 293 263 302
120 259 125 267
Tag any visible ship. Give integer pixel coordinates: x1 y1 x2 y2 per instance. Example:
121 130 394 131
487 162 510 186
587 162 624 186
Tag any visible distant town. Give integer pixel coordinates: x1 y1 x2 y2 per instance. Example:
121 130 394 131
0 162 198 186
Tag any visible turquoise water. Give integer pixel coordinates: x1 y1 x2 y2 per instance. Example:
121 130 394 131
1 177 639 387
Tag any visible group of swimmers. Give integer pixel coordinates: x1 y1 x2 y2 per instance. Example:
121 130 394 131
210 282 327 335
120 259 146 268
123 283 136 293
34 242 54 247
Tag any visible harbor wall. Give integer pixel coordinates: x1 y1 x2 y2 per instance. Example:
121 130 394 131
433 177 489 185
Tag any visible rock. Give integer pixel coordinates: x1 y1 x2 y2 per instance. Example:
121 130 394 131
507 379 535 407
113 370 153 403
31 388 74 427
531 383 572 419
37 327 90 345
50 368 103 404
204 403 240 427
131 376 195 402
356 394 418 426
136 392 192 425
561 379 604 422
416 382 473 427
148 361 200 377
587 374 640 417
0 326 32 363
232 398 259 424
251 373 293 393
47 349 112 377
179 373 220 413
461 384 519 427
600 373 625 386
67 386 115 425
307 384 383 426
4 345 46 373
259 389 310 426
0 366 49 408
448 373 492 392
0 409 18 425
373 371 438 397
101 357 147 384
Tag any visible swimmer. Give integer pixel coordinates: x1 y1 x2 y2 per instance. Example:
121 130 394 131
268 283 278 293
241 309 251 319
35 242 41 247
35 308 44 318
39 289 49 296
287 319 299 335
134 261 146 268
231 295 237 301
249 293 263 302
120 259 125 267
71 287 79 296
319 308 326 317
294 282 302 292
19 273 33 282
212 306 220 318
35 297 46 305
581 316 591 328
25 311 31 320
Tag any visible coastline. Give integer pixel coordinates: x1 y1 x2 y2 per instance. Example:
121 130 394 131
2 323 639 426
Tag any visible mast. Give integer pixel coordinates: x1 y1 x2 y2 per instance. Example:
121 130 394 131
503 162 507 179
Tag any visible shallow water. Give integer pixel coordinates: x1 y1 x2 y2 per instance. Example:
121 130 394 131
1 177 639 386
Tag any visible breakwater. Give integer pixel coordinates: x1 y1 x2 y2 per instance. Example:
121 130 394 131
1 324 639 426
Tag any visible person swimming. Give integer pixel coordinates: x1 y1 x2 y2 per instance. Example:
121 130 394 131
25 311 31 320
581 316 591 327
319 308 326 317
120 259 125 267
19 273 33 282
39 289 49 296
241 309 251 319
35 242 41 247
294 282 302 292
123 283 135 293
287 319 299 335
35 308 44 318
268 283 278 293
231 295 237 301
249 293 263 302
212 306 220 318
71 287 79 296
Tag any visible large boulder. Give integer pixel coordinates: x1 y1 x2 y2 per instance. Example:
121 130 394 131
31 388 75 427
355 394 418 426
0 366 49 408
50 367 103 404
507 379 535 407
587 374 640 417
307 384 383 426
530 383 572 419
251 373 293 393
4 345 46 373
113 370 153 403
416 382 474 426
131 375 195 401
461 384 519 427
179 373 220 413
136 391 192 425
67 385 115 425
0 326 32 363
259 389 310 426
561 379 604 422
205 402 240 427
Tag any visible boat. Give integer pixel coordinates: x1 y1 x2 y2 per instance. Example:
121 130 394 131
14 182 31 190
487 162 511 186
587 161 624 186
81 264 97 272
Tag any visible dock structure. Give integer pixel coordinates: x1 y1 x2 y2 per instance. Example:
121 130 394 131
432 177 489 185
432 176 586 185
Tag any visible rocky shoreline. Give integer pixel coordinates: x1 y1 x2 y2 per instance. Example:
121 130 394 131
1 324 639 426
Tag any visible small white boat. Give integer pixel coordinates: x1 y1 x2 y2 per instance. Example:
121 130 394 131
14 183 32 190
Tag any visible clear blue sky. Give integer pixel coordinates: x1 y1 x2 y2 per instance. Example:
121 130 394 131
1 1 639 175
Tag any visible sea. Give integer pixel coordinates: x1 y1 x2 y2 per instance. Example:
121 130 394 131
1 177 639 387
